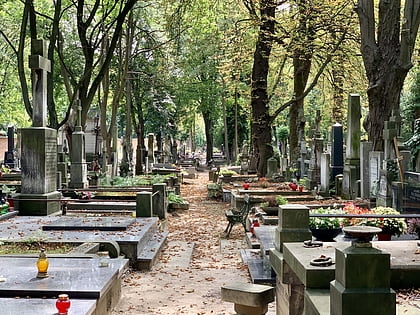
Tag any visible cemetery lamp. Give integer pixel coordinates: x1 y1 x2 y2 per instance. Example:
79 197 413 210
36 247 49 278
56 294 71 314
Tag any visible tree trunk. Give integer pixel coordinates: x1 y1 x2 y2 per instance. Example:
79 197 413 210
202 111 213 165
289 0 314 163
250 0 276 177
356 0 420 150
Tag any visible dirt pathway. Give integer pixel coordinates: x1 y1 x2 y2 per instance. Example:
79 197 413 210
111 171 276 315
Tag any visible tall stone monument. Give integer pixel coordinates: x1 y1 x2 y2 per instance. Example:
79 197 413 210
3 126 16 168
307 110 324 189
377 121 397 207
342 94 361 199
330 123 344 179
68 103 88 189
147 133 155 171
16 39 61 215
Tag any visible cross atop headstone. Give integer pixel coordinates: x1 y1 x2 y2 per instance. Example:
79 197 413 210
314 109 321 137
29 39 51 128
75 100 83 132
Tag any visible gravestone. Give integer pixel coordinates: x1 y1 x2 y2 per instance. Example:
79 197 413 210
147 133 155 170
402 171 420 213
307 110 323 189
68 103 88 189
266 157 277 178
360 142 373 199
342 94 361 199
330 123 344 179
377 121 397 207
3 126 15 168
369 151 384 199
15 39 61 215
56 144 68 187
299 132 308 179
240 141 249 175
320 153 330 194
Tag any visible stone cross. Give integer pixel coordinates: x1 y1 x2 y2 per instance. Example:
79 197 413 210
75 100 83 132
29 39 51 127
314 109 321 137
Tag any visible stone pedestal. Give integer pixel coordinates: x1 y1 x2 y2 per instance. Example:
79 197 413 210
307 137 323 190
331 123 344 179
221 283 274 315
69 125 88 189
360 142 373 199
320 153 330 194
266 157 277 178
269 204 311 315
16 127 61 215
274 204 312 252
152 183 167 219
342 159 360 199
342 94 361 200
136 192 152 217
330 243 395 315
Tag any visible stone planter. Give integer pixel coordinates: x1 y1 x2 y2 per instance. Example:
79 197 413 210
168 203 189 211
310 228 342 241
377 233 392 241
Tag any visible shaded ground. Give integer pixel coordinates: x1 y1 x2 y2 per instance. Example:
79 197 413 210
111 172 276 315
111 171 420 314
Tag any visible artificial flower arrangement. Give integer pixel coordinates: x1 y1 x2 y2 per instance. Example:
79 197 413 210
360 206 407 237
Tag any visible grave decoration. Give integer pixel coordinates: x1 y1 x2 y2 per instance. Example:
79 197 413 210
36 247 49 278
56 294 71 314
309 207 345 241
362 206 407 239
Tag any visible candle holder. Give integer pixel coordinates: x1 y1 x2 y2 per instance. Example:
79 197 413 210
36 247 49 278
56 294 71 314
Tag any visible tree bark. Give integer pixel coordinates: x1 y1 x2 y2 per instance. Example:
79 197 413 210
250 0 276 177
356 0 420 150
289 0 314 163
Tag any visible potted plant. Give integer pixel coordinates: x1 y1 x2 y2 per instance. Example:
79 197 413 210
342 202 374 227
362 207 407 240
167 192 189 211
309 207 345 241
259 195 288 215
407 218 420 239
219 169 237 177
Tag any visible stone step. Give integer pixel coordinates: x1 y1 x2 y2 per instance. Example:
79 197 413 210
240 249 276 285
163 241 195 269
134 230 169 270
261 215 278 225
66 201 136 211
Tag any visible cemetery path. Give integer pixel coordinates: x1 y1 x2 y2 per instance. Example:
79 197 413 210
111 171 276 315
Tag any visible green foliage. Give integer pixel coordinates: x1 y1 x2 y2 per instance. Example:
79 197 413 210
309 208 344 229
275 195 288 206
167 192 187 205
363 207 407 237
111 174 174 186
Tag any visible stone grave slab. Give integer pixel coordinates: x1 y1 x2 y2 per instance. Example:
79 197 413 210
0 216 164 269
0 256 128 298
42 216 136 231
0 297 96 315
283 241 420 289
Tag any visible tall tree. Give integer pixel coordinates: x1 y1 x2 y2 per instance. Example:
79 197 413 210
356 0 420 150
247 0 276 176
